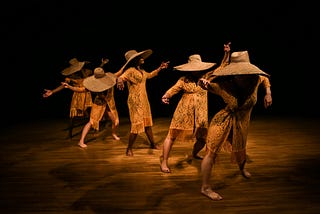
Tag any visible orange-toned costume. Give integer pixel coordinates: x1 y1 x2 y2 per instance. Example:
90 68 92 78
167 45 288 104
164 77 208 140
89 86 119 131
119 67 160 134
206 75 271 164
67 78 93 118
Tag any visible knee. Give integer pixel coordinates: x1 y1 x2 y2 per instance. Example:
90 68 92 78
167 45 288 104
205 151 216 159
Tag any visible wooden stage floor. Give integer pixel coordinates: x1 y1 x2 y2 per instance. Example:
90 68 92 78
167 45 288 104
1 115 320 214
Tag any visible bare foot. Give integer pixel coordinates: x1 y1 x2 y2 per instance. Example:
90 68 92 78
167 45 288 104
241 169 251 179
112 133 120 141
126 148 133 156
78 143 87 148
160 163 171 173
201 188 223 201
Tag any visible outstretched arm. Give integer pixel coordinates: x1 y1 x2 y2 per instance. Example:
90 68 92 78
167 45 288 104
202 42 231 80
43 84 65 98
61 82 86 92
149 61 170 78
114 63 127 77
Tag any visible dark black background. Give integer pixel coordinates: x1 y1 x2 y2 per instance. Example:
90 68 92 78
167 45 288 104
2 1 318 125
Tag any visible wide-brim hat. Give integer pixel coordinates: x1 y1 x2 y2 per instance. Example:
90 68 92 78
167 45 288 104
83 67 116 92
122 49 153 68
61 58 87 76
173 54 216 72
214 51 270 77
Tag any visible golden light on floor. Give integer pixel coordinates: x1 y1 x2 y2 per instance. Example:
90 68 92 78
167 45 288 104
0 116 319 213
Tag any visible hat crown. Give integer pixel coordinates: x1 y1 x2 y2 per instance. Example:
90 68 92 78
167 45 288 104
231 51 250 63
69 58 80 65
125 50 139 61
93 67 105 78
188 54 202 63
173 54 216 72
61 58 85 76
214 50 270 77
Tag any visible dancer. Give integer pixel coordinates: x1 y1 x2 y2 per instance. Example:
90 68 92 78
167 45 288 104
198 50 272 201
63 59 121 148
43 58 106 138
159 54 216 173
117 49 169 156
160 42 231 173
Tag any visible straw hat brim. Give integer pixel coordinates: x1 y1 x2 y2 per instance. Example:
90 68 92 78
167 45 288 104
61 61 85 76
174 62 216 72
122 49 153 68
214 62 270 76
83 72 117 92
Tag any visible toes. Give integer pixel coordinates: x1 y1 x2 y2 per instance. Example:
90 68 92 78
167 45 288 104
201 189 223 201
112 134 120 140
160 166 171 173
241 169 251 179
78 143 87 148
126 148 133 156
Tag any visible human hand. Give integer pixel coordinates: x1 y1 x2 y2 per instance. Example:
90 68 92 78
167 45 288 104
101 57 109 66
264 94 272 108
224 42 231 52
42 89 53 98
161 95 170 104
159 61 170 70
198 78 210 90
61 82 71 89
117 77 125 90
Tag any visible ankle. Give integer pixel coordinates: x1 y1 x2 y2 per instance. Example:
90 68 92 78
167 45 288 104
201 185 212 192
150 143 160 149
126 148 133 156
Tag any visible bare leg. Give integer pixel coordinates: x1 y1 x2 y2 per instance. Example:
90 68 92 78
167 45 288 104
160 134 177 173
106 111 120 140
234 150 251 178
78 121 92 148
126 133 137 156
192 128 207 159
68 117 74 139
145 126 159 149
192 139 206 159
201 151 222 200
